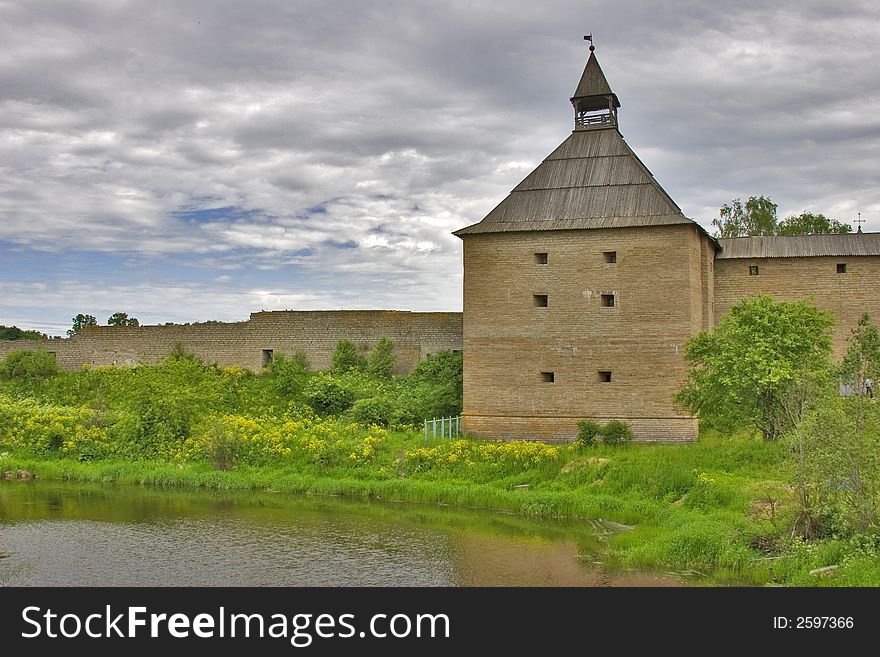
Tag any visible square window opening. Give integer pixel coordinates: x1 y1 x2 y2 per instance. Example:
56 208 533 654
261 349 274 368
598 371 612 383
540 371 555 383
535 252 548 265
749 265 759 276
533 294 549 307
837 263 847 274
600 294 615 307
603 251 617 264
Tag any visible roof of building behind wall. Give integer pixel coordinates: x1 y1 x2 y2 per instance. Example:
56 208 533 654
717 233 880 258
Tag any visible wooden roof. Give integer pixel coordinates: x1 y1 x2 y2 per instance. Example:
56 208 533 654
717 233 880 258
454 128 704 237
571 50 620 112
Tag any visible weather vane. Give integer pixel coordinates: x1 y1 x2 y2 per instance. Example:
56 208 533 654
584 34 594 52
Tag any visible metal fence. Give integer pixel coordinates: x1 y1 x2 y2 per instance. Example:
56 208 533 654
423 415 462 445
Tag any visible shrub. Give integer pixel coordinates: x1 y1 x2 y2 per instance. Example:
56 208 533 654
600 420 634 445
350 396 395 426
366 338 396 378
331 339 367 373
0 350 60 381
576 419 602 446
269 351 311 398
303 373 355 415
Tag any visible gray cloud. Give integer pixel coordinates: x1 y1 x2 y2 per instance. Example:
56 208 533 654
1 0 879 334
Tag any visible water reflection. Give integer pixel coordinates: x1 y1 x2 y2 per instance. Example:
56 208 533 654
0 480 683 587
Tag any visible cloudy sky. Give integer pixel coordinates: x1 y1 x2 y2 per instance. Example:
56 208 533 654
2 0 879 335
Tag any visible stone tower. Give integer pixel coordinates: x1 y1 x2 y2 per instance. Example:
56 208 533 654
454 46 718 442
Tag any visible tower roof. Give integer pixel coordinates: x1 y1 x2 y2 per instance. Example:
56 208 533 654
571 50 620 113
455 47 713 240
454 126 700 236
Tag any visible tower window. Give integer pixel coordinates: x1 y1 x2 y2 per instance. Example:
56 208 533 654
533 294 548 307
749 265 759 276
535 252 548 264
837 263 847 274
540 372 555 383
603 251 617 264
600 294 615 307
598 371 612 383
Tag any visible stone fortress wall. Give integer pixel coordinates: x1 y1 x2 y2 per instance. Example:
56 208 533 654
0 310 464 375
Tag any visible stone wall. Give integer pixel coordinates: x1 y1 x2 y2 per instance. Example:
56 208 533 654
0 310 463 374
460 224 711 443
714 255 880 357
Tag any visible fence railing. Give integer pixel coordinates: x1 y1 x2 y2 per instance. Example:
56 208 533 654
423 415 462 445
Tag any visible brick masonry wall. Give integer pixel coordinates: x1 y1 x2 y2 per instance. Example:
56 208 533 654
460 224 710 443
714 255 880 358
0 311 463 374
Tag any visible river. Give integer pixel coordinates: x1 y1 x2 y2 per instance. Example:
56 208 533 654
0 479 683 586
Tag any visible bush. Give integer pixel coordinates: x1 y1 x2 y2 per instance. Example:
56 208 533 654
303 373 355 415
331 339 367 373
0 350 60 381
576 419 602 446
366 338 396 378
268 351 311 398
600 420 634 445
350 396 395 427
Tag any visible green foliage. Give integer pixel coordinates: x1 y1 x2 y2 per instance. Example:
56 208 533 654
600 420 634 445
107 312 140 327
407 350 463 418
0 351 61 381
576 419 602 446
712 196 778 237
0 325 46 341
412 350 462 387
711 196 850 237
678 295 834 440
303 372 356 415
839 314 880 395
268 351 311 398
331 339 366 374
791 396 880 535
366 338 396 378
350 396 395 427
777 212 851 236
67 313 97 337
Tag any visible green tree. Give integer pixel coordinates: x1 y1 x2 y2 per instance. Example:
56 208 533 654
712 196 852 237
67 313 98 337
107 312 140 327
331 339 366 374
711 196 778 237
366 338 396 378
777 212 852 236
0 325 45 340
839 314 880 395
677 295 834 440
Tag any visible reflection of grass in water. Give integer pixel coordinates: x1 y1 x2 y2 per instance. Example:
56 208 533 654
0 478 606 557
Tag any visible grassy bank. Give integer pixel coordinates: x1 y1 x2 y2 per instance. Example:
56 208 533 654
2 352 879 586
4 432 879 586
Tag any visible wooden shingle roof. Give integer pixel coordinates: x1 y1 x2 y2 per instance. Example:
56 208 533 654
717 233 880 259
454 128 702 237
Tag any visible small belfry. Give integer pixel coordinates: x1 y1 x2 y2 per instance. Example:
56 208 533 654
570 37 620 130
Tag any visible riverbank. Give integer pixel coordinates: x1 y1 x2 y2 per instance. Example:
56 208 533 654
3 432 878 586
